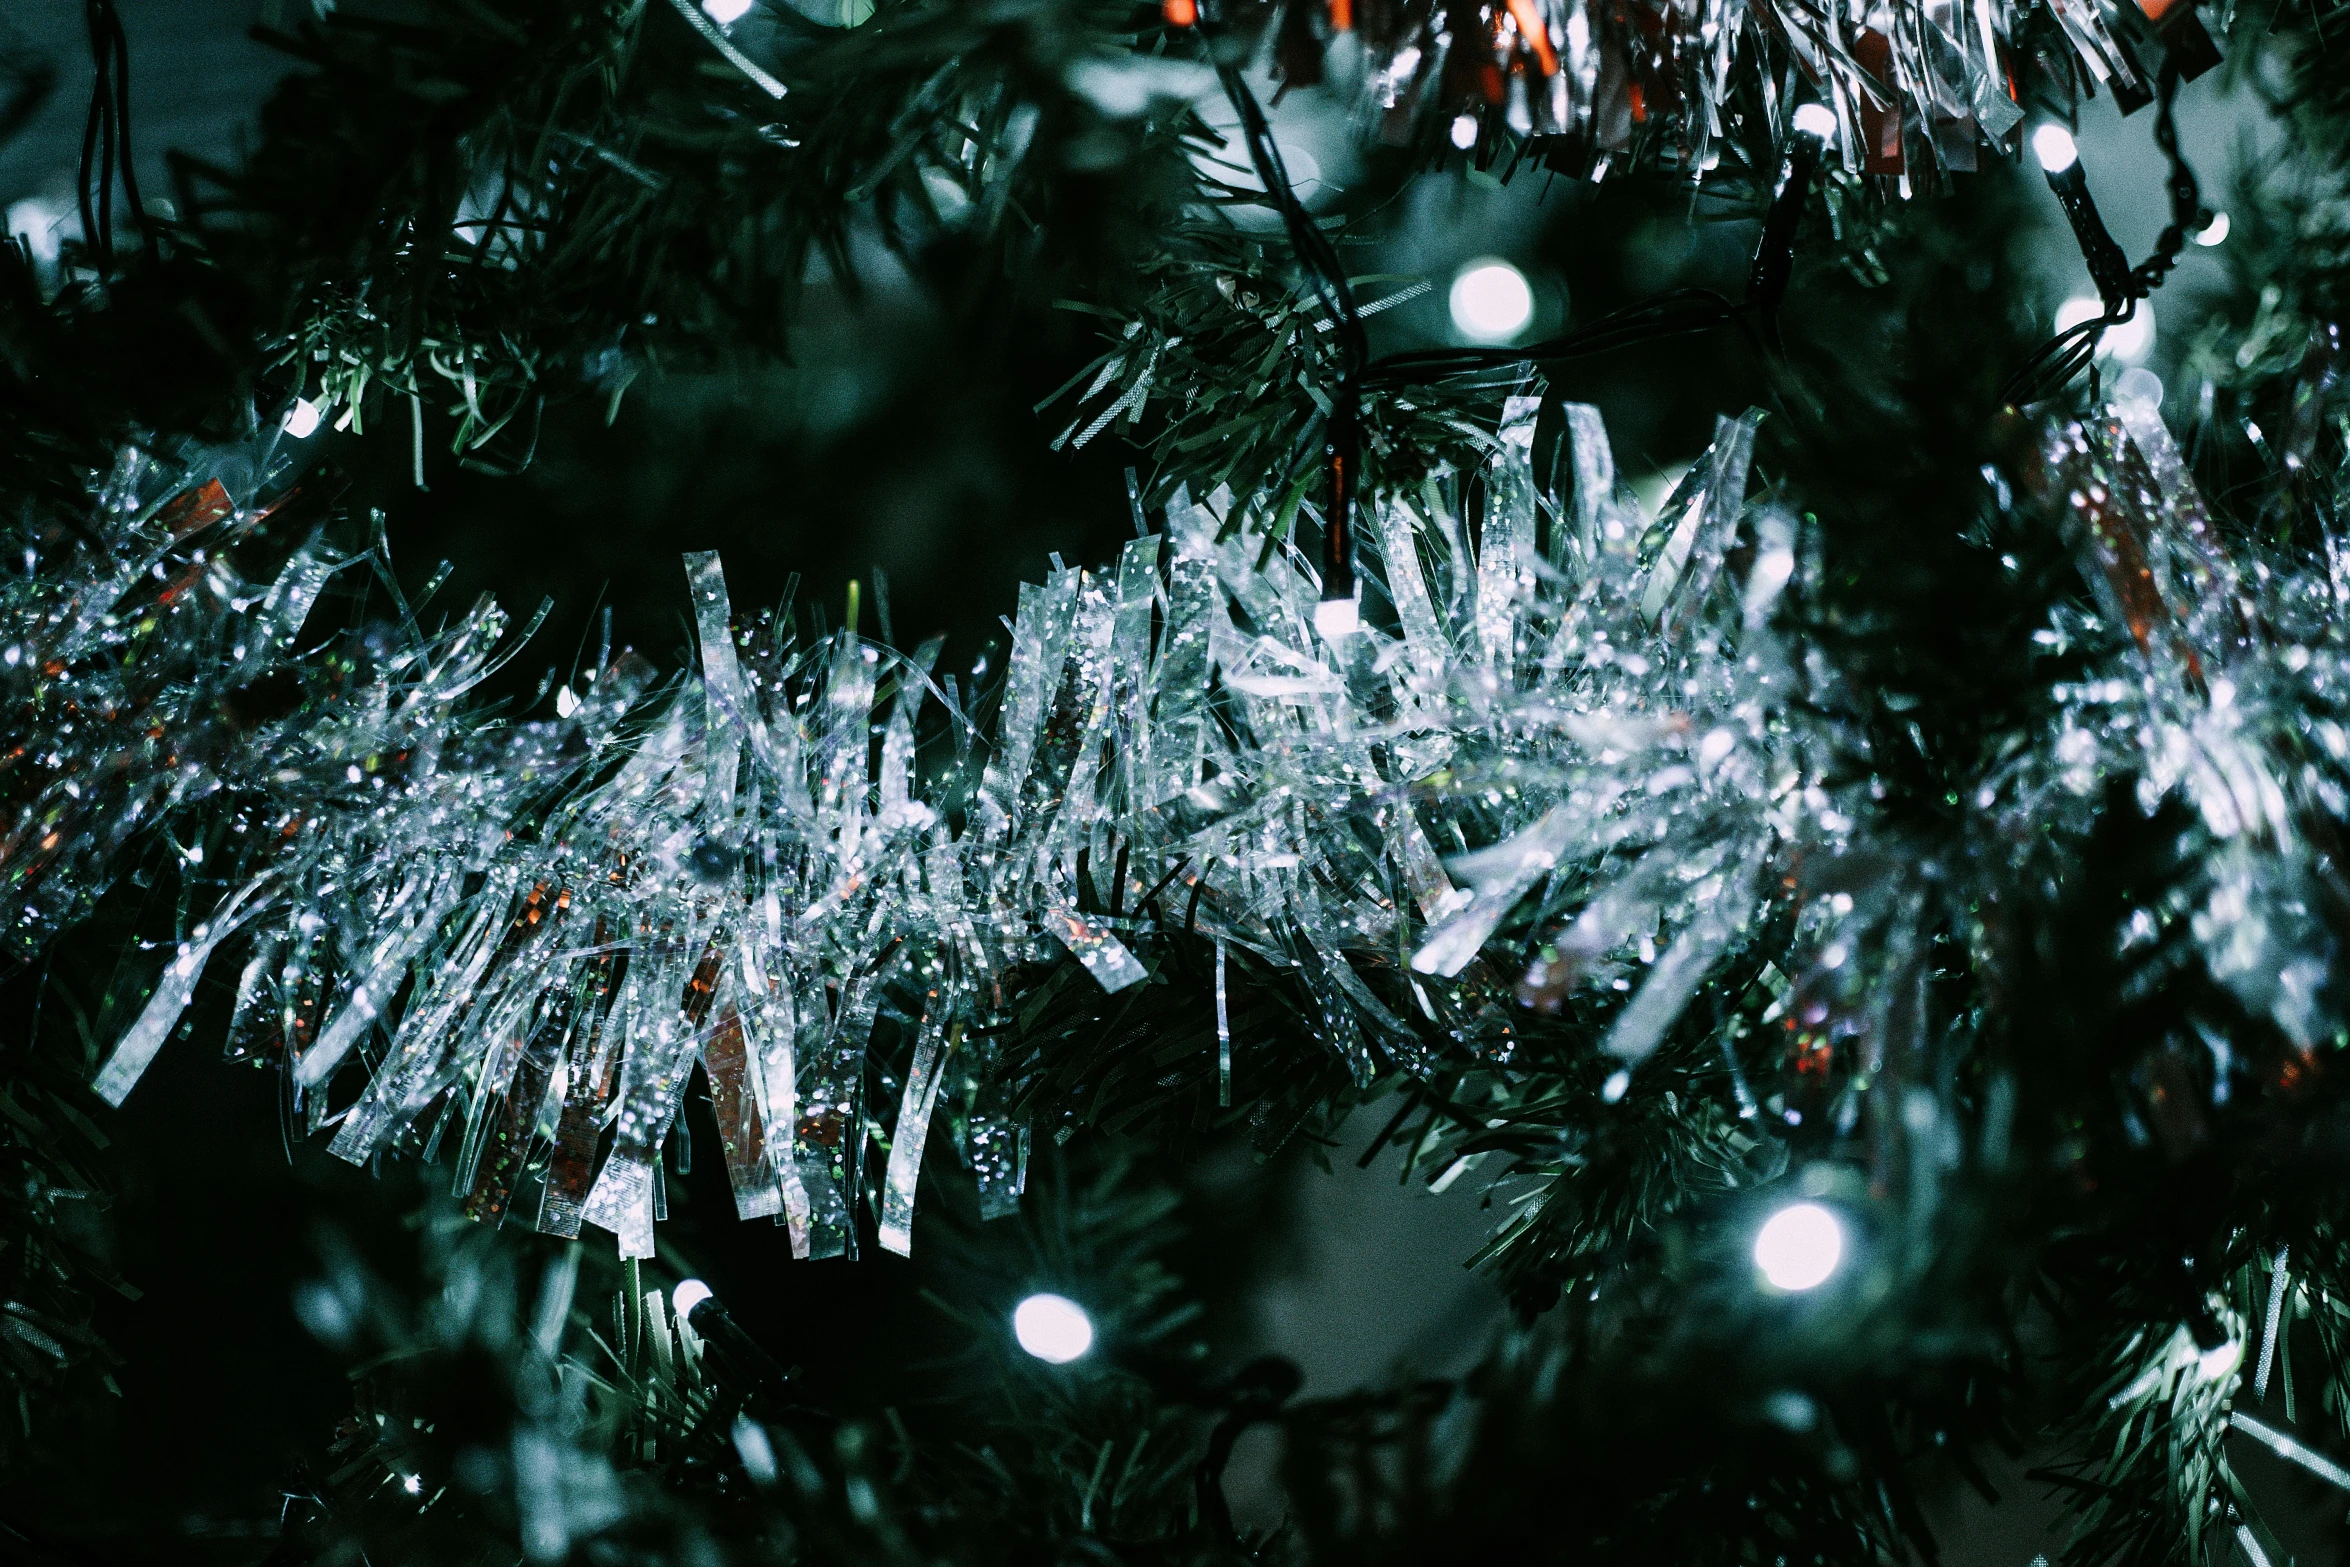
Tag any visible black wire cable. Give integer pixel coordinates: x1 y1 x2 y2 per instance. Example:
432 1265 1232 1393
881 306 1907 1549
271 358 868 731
1746 116 1833 356
1365 287 1753 386
76 3 111 265
1195 0 1368 611
1189 4 1780 608
1194 11 2204 461
76 0 153 276
2133 62 2203 298
2001 62 2204 407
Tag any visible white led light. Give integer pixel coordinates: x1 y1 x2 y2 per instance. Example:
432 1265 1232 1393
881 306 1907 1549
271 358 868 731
2054 296 2155 365
1754 1201 1844 1291
2198 1336 2243 1383
702 0 755 22
1791 103 1838 143
2113 366 2164 411
1449 113 1479 150
6 199 65 266
2031 124 2079 175
1448 259 1534 344
731 1411 780 1485
2195 211 2230 247
672 1278 714 1319
2052 296 2099 336
402 1473 424 1495
281 397 323 440
1013 1293 1094 1363
1314 597 1361 639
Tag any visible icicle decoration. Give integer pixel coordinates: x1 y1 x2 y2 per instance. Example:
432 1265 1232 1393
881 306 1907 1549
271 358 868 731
2257 1247 2290 1401
2230 1413 2350 1491
1215 936 1233 1108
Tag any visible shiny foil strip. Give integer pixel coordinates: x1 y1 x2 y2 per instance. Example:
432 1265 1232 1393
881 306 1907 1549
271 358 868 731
877 998 955 1256
1285 0 2209 180
52 375 2350 1268
702 1006 782 1221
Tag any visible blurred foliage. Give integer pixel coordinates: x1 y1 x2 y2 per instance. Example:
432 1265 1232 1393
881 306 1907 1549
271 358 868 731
0 1023 128 1467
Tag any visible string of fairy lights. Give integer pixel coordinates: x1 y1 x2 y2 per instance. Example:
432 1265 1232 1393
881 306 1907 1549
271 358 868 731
1135 0 2220 627
647 1193 1849 1388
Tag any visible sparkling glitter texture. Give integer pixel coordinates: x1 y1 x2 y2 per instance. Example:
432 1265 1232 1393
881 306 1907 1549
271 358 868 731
31 380 2350 1264
1266 0 2165 181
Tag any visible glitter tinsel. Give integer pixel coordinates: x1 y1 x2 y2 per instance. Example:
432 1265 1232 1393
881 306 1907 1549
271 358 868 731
1247 0 2220 178
12 370 2339 1275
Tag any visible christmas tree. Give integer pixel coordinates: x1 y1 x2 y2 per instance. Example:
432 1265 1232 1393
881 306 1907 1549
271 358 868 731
4 0 2350 1560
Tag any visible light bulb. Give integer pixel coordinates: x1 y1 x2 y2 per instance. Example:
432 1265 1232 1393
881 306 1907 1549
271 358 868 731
2113 366 2164 411
2054 296 2155 364
4 199 64 266
1013 1293 1094 1363
1314 597 1361 638
672 1278 714 1319
2195 211 2230 247
702 0 754 22
281 397 323 439
1791 103 1837 143
1754 1201 1844 1291
731 1411 780 1484
1449 113 1479 150
2031 124 2079 175
1448 259 1534 344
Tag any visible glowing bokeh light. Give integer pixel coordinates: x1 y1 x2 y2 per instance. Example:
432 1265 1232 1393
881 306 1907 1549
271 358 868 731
2031 124 2079 175
2054 295 2155 364
2198 1336 2242 1383
1013 1293 1095 1363
1448 259 1533 344
1754 1202 1844 1292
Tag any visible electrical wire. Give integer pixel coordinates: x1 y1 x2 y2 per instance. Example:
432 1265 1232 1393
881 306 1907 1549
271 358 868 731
76 0 155 275
2001 63 2205 407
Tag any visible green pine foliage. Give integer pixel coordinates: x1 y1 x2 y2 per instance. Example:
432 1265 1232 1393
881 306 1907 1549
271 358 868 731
9 0 2350 1563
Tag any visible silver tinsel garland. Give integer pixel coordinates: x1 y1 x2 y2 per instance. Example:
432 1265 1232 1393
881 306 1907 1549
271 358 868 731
1239 0 2219 177
10 381 2341 1271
